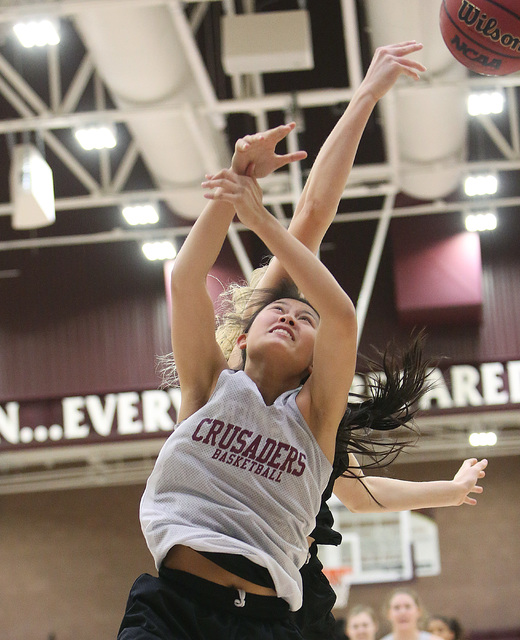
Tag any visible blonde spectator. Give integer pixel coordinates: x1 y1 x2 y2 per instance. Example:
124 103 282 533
345 605 379 640
381 588 443 640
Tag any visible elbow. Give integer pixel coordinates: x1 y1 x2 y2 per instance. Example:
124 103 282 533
346 496 386 514
335 479 385 514
333 298 357 336
343 496 375 514
344 299 357 323
300 199 322 220
343 501 362 514
293 201 332 241
169 259 202 296
169 269 185 300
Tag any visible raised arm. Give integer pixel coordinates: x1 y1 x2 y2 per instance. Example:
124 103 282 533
291 41 426 232
333 455 488 513
238 42 426 290
169 197 236 421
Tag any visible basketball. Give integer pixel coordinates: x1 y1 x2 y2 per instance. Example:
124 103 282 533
439 0 520 76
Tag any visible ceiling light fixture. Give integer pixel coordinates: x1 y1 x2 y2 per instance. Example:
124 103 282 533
142 241 176 261
122 204 159 226
74 125 117 151
469 431 497 447
467 91 505 116
13 19 60 48
465 211 497 232
464 174 498 197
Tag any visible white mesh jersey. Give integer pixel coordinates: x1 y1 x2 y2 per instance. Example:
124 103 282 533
140 369 332 611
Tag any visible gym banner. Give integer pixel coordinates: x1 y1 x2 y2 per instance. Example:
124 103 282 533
1 359 519 451
0 388 181 451
351 358 520 412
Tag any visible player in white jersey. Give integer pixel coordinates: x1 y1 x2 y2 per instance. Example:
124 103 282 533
118 43 487 640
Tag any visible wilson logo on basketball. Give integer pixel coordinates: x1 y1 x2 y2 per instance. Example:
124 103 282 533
440 0 520 75
458 0 520 52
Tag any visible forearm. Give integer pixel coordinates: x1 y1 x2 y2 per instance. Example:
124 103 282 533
170 199 236 291
169 197 236 395
334 474 461 513
293 41 426 243
256 88 379 289
250 210 354 319
295 87 378 229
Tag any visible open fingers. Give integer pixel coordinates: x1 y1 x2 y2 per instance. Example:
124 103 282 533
384 41 424 55
397 56 427 72
204 168 234 181
390 56 427 81
275 149 308 169
235 133 265 152
201 173 239 200
240 123 294 149
203 186 237 201
269 121 297 143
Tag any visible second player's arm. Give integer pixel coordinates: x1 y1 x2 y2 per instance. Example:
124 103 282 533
334 455 488 512
257 41 426 288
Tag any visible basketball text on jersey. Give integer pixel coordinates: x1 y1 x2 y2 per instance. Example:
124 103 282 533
192 416 307 483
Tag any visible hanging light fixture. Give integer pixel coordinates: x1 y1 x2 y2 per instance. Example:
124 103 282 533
74 125 117 151
469 431 497 447
122 204 159 226
464 174 498 197
142 241 176 261
467 91 505 116
13 19 60 48
465 211 498 232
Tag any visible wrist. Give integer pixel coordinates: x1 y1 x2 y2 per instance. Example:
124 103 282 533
352 83 380 109
247 207 281 240
445 479 464 506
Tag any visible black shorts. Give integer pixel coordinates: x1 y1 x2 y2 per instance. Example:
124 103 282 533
291 542 337 640
118 565 305 640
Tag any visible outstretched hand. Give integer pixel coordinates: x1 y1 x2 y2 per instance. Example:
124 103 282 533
231 122 307 178
451 458 488 506
362 41 427 102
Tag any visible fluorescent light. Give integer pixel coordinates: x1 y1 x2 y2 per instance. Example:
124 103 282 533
74 125 117 150
13 19 60 48
464 174 498 197
122 204 159 226
465 211 497 232
467 91 505 116
469 431 497 447
142 241 176 261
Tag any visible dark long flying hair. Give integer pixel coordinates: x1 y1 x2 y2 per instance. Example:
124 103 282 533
332 330 434 509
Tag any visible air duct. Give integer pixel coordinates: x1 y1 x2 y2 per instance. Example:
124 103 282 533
364 0 468 200
71 2 230 220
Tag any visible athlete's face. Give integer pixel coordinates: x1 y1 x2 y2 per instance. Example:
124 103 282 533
241 298 319 375
387 593 422 631
346 612 378 640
